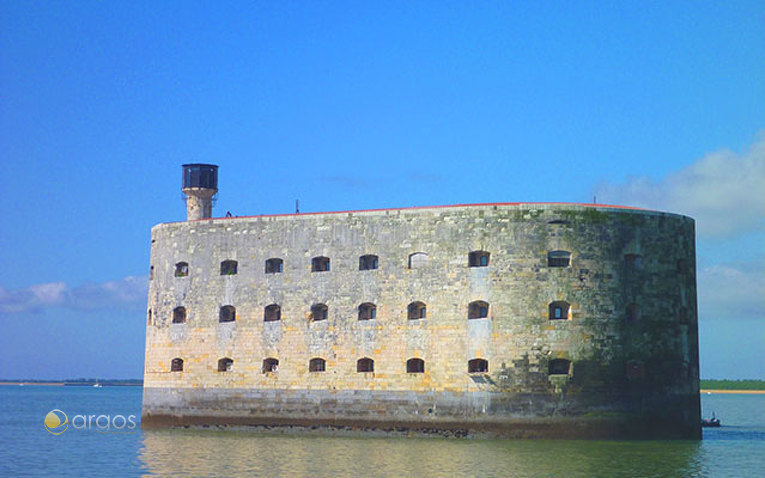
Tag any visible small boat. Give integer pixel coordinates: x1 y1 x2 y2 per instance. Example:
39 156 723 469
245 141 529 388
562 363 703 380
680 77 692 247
702 412 721 427
93 383 102 388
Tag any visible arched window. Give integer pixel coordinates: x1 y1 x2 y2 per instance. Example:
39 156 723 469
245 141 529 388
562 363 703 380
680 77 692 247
265 258 283 274
357 357 374 373
468 358 488 374
548 251 571 267
220 260 238 275
407 301 427 320
149 265 154 280
468 301 489 319
358 303 377 321
549 301 570 321
262 358 279 373
408 252 428 269
626 303 640 323
359 254 379 270
624 254 642 270
548 358 571 375
171 358 184 372
219 305 236 323
147 309 152 326
264 304 281 322
175 262 189 277
407 358 425 373
468 251 490 267
309 357 326 372
311 256 330 272
218 357 233 372
172 306 187 324
310 303 328 321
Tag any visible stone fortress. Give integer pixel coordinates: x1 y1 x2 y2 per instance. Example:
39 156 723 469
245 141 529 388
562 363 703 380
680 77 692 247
142 164 701 438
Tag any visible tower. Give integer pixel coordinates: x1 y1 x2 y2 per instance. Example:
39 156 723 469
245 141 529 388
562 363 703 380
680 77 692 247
182 164 218 220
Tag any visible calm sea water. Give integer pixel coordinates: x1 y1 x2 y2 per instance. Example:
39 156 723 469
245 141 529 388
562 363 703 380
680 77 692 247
0 386 763 477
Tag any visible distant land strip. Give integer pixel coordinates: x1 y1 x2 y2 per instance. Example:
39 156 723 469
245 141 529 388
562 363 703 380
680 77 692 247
1 379 763 391
0 379 142 386
699 379 765 391
700 389 765 394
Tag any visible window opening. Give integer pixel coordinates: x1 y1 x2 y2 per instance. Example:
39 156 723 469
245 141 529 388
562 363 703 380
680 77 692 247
549 301 570 321
359 254 379 270
311 256 330 272
357 358 374 373
220 260 238 275
262 358 279 373
407 301 427 320
265 258 283 274
218 357 233 372
468 358 488 373
468 251 490 267
548 251 571 267
264 304 281 322
309 358 326 372
310 303 328 321
172 306 187 324
407 358 425 373
219 305 236 323
548 358 571 375
468 301 489 319
358 303 377 321
171 358 184 372
175 262 189 277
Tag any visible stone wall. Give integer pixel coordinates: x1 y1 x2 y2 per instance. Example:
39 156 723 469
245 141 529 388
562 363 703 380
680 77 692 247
142 203 700 438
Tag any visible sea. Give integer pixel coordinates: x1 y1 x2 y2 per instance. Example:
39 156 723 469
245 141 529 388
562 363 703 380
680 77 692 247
0 386 763 477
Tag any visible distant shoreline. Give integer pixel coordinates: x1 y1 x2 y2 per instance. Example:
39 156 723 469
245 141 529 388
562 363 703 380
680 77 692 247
700 389 765 394
0 382 66 386
2 382 763 394
0 381 142 387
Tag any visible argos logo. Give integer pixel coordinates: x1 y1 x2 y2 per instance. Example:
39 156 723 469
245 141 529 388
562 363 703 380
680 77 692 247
45 409 137 434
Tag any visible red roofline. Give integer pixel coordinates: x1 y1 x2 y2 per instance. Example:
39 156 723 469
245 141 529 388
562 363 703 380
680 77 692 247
172 201 649 224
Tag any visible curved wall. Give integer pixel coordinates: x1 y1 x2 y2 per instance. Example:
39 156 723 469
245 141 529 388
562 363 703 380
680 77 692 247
142 203 700 438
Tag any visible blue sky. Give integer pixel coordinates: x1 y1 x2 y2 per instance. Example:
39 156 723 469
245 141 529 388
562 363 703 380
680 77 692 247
1 1 763 379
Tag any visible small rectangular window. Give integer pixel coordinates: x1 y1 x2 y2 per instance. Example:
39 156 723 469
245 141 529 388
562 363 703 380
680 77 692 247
359 255 379 271
312 257 330 272
469 251 490 267
220 260 238 275
265 258 284 274
548 251 571 268
175 262 189 277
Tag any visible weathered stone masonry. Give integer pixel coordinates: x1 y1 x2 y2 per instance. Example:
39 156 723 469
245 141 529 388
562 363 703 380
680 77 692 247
142 202 701 438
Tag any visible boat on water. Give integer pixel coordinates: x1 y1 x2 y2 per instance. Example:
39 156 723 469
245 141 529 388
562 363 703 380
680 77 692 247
702 413 721 427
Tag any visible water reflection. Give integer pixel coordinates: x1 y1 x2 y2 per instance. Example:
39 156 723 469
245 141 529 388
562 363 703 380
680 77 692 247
138 429 704 477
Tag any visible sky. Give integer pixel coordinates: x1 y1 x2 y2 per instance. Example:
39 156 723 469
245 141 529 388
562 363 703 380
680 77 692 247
1 1 763 379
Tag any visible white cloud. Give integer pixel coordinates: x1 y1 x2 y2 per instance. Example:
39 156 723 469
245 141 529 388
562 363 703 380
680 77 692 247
595 135 765 237
0 276 148 316
28 282 67 305
698 260 765 320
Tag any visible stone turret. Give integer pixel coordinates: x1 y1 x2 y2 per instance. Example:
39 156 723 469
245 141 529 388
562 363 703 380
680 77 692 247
182 164 218 220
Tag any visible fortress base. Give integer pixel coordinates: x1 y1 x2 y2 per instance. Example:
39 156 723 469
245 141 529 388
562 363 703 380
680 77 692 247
142 387 701 440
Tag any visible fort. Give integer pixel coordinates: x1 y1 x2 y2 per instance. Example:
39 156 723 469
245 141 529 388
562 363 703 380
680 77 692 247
142 164 701 439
